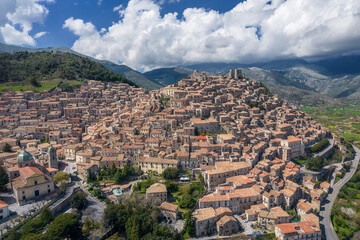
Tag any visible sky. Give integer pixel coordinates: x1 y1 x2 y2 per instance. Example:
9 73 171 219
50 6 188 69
1 0 360 71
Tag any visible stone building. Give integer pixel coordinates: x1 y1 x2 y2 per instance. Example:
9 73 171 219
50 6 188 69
10 149 55 205
146 183 167 204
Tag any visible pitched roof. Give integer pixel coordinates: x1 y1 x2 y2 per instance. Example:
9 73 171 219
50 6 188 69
19 166 44 179
160 202 178 212
146 183 167 194
0 200 8 208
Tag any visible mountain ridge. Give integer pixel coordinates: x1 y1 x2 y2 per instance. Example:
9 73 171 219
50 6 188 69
0 43 162 90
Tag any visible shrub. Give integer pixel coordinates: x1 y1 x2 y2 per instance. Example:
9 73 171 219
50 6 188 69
162 167 179 180
311 138 329 153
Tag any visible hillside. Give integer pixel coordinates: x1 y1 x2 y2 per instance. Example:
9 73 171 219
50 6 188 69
143 67 193 86
0 51 137 87
0 43 160 90
99 60 163 90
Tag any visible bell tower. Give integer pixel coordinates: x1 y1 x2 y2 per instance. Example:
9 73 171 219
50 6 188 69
48 145 58 169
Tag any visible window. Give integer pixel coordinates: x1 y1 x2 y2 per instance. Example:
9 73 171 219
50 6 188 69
34 181 37 185
48 189 50 193
0 209 3 213
23 196 26 200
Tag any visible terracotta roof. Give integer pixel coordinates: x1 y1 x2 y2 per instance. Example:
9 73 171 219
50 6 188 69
216 215 236 226
194 207 217 222
160 202 178 212
275 220 320 235
0 200 8 208
19 166 44 179
146 183 167 194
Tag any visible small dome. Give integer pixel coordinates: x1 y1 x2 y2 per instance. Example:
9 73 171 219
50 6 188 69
17 149 34 162
48 145 56 152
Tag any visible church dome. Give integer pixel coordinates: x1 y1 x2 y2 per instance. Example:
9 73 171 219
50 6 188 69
17 149 34 162
48 145 56 152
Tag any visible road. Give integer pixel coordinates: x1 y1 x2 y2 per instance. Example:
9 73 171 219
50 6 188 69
319 145 360 240
233 215 254 235
80 185 106 223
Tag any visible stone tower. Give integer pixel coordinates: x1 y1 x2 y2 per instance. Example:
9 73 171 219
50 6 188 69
48 145 58 169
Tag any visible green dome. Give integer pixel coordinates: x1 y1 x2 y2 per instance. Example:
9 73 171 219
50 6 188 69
48 145 56 152
17 149 34 162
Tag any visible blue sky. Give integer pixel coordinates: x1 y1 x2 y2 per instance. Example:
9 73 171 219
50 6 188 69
1 0 360 70
23 0 242 48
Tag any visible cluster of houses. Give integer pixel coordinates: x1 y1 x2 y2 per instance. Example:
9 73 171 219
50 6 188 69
0 69 332 239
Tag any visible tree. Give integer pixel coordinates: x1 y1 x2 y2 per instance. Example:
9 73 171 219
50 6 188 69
197 173 204 184
45 213 82 240
29 77 40 87
311 138 329 153
305 156 326 171
40 207 54 223
2 143 12 152
53 171 69 184
0 166 9 191
184 211 195 237
70 192 87 210
162 167 179 180
87 169 96 183
114 169 124 184
111 162 117 176
178 194 196 209
165 180 178 193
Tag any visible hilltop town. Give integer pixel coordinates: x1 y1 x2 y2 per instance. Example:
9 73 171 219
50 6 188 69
0 69 354 239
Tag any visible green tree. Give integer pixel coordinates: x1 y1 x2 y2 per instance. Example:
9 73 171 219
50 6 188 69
21 207 54 237
311 138 329 153
184 211 195 237
165 180 178 193
0 166 9 191
40 207 54 223
114 169 123 183
198 173 204 184
162 167 179 180
306 156 326 171
87 169 96 183
53 171 69 184
2 143 12 152
45 213 82 240
179 194 196 209
29 77 40 87
70 192 88 210
111 162 117 176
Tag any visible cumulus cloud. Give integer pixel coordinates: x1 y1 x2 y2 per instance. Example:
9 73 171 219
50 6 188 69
63 0 360 70
0 0 51 46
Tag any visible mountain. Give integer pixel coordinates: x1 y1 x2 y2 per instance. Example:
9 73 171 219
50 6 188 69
0 51 136 86
143 67 193 86
98 60 163 90
0 43 162 90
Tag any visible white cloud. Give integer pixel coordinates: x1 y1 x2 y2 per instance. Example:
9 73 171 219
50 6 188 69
64 0 360 70
113 4 123 12
0 24 36 46
0 0 51 46
34 31 48 38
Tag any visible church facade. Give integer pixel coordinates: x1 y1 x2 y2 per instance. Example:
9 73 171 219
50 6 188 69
9 148 56 205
